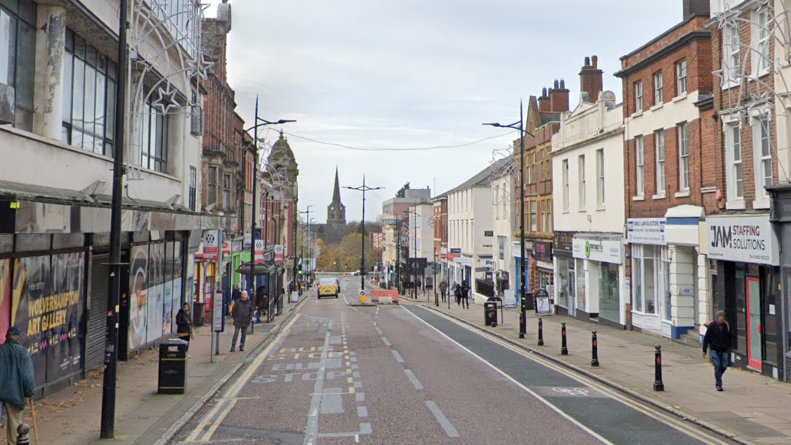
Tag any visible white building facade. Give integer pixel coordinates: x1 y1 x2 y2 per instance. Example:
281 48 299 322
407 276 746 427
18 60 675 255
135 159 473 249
552 86 627 326
491 161 514 304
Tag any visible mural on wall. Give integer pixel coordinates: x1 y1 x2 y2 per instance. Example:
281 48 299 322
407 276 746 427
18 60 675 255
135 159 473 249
11 253 85 385
0 260 11 344
163 242 175 336
146 243 164 343
129 245 149 350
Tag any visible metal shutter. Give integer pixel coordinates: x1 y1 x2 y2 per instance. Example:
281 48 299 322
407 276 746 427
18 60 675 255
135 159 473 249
86 254 109 371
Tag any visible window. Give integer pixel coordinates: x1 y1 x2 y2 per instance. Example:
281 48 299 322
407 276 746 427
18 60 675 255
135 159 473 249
62 29 118 156
140 96 170 172
632 244 657 314
634 81 643 112
562 159 570 210
578 155 586 208
653 71 663 105
678 123 690 191
596 149 605 205
755 115 773 197
208 166 218 206
725 122 743 199
529 201 537 232
188 167 197 211
655 131 666 194
0 0 37 131
726 23 741 81
223 175 232 210
636 136 645 196
757 11 770 73
676 59 687 95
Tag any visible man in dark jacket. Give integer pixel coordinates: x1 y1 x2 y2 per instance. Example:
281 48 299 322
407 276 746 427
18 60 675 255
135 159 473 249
703 310 733 391
176 303 193 352
230 291 253 352
0 327 35 445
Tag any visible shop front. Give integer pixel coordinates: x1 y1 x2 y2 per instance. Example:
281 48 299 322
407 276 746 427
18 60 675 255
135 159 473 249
572 235 625 327
533 241 554 307
513 241 532 309
707 214 782 379
627 218 670 336
553 232 575 317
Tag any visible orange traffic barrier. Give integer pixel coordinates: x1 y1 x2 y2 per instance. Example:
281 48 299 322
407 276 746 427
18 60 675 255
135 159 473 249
371 290 399 304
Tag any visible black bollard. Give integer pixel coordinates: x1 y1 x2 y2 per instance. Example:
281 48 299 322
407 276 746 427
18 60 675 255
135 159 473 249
17 423 31 445
653 345 664 391
519 298 526 339
561 322 569 355
591 331 599 367
537 318 544 346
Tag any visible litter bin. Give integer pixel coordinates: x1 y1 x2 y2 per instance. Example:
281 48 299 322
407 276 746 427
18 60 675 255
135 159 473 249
158 339 188 394
484 301 498 327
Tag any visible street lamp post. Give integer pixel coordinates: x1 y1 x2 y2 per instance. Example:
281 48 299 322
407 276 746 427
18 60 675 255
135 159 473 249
484 102 535 316
298 206 312 292
247 96 295 324
344 176 384 292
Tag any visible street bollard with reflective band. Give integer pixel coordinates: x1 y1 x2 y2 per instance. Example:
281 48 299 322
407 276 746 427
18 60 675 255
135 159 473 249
17 424 31 445
538 318 544 346
591 331 599 367
653 345 665 391
561 322 569 355
519 297 527 339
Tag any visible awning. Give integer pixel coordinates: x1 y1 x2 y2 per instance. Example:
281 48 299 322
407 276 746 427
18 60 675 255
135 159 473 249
236 261 278 276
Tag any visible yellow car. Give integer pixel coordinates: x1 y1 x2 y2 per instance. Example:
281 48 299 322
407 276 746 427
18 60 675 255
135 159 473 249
317 278 339 299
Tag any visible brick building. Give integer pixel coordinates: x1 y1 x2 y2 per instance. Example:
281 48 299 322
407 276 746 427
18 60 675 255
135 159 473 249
615 0 714 339
709 0 783 379
514 81 568 306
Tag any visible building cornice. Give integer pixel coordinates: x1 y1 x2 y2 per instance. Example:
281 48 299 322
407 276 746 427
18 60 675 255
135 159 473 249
551 127 624 157
614 31 711 79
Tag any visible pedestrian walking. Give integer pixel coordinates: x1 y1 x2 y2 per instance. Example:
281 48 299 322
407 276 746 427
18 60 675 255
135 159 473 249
0 327 35 445
461 282 470 309
439 280 448 302
175 303 194 351
230 290 253 352
703 310 733 391
454 283 461 306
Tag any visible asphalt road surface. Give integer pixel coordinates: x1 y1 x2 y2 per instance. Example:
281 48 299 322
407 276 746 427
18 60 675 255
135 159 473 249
172 275 738 445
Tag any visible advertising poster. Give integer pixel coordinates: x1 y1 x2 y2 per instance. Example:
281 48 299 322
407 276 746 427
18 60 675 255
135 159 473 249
147 243 164 344
173 241 183 306
129 245 149 351
47 252 85 381
162 241 175 336
0 260 10 344
12 255 51 385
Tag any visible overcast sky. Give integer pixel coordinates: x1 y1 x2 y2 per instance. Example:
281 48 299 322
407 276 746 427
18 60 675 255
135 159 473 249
204 0 681 224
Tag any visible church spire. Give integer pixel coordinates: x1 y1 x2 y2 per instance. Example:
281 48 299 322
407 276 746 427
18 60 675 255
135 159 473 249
332 166 342 204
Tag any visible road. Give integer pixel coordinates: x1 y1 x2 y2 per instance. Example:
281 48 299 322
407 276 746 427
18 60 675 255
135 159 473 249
172 275 738 445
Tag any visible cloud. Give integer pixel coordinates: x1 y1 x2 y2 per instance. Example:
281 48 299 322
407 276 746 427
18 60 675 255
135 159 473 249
203 0 681 223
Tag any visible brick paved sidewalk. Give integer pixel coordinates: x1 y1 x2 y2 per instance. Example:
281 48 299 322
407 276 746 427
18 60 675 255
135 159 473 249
415 299 791 445
0 295 305 445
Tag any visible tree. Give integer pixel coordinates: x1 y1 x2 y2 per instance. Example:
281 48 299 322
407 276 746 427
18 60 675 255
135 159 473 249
396 182 411 198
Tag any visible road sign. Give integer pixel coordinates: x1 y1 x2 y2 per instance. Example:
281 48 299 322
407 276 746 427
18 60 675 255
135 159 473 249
204 230 219 261
212 292 225 333
407 258 427 274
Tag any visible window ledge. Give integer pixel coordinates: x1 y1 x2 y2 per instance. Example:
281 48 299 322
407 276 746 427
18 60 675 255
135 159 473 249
650 103 664 112
596 205 606 211
632 110 644 119
725 200 746 210
675 190 691 198
673 92 688 103
652 193 666 200
632 195 645 201
562 209 570 214
578 207 587 212
754 198 770 210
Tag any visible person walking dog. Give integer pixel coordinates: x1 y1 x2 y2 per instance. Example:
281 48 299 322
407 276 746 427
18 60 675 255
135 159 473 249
230 290 253 352
0 327 35 445
703 310 733 391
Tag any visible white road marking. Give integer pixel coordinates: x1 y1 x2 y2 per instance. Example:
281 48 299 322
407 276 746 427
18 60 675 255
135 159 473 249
402 307 615 445
381 336 391 346
375 327 383 335
404 369 424 391
391 350 404 363
357 406 369 417
303 332 331 445
426 401 459 438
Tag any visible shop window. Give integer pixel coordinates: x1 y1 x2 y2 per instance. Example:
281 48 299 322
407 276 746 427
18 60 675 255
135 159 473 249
762 267 778 366
632 244 657 314
734 264 747 355
0 0 37 131
557 258 575 310
662 249 671 321
599 262 619 323
575 259 586 310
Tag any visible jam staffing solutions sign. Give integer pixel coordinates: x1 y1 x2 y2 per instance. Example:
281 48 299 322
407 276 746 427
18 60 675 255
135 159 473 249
706 215 779 266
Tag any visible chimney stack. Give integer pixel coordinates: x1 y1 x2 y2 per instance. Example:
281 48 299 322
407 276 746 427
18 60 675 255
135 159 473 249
549 79 569 113
579 55 603 103
682 0 710 19
538 87 551 112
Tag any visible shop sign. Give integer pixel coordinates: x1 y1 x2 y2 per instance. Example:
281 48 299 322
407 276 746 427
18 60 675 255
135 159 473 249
553 232 574 255
203 230 220 261
573 238 622 264
627 218 666 245
453 256 473 267
254 240 265 264
706 215 779 266
512 241 534 257
274 245 284 266
244 233 252 249
534 242 553 262
222 241 231 256
232 239 243 252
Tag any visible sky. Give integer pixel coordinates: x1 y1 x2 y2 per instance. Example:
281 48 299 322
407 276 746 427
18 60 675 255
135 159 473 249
203 0 681 224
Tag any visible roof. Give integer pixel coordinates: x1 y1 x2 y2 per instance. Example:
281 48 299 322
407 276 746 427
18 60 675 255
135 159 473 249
441 156 512 196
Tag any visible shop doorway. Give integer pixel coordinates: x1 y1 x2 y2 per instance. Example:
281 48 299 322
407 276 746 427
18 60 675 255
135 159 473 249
746 277 763 371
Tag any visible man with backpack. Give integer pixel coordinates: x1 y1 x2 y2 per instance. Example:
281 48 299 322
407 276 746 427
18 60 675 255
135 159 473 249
703 310 733 392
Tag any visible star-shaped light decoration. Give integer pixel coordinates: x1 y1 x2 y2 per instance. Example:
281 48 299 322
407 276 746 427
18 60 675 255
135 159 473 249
188 53 214 81
151 86 181 115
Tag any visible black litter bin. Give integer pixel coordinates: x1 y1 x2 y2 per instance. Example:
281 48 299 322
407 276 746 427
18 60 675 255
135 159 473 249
484 301 498 327
158 339 188 394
